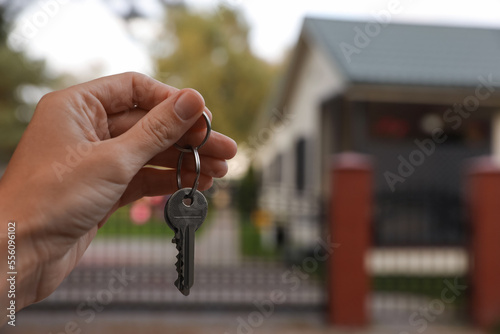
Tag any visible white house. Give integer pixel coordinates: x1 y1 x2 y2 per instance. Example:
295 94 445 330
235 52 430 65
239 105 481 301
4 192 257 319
254 17 500 248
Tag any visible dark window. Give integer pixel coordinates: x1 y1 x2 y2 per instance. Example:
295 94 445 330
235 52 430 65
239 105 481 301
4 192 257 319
295 138 306 192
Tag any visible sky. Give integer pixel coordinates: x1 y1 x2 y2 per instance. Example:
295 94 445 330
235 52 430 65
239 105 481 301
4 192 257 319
221 0 500 62
8 0 500 78
7 0 500 178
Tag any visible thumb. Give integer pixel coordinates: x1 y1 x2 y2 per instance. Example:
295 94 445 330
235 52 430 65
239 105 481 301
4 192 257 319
116 88 205 167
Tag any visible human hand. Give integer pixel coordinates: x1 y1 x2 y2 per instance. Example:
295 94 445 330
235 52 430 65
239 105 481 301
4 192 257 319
0 72 237 313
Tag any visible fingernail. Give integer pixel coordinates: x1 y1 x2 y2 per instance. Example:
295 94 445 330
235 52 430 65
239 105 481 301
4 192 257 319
174 89 204 120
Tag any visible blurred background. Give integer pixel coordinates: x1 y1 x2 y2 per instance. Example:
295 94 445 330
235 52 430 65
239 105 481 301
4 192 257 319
2 0 500 333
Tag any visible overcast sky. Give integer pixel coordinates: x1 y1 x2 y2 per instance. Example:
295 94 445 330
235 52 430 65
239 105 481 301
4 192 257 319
9 0 500 77
7 0 500 178
220 0 500 61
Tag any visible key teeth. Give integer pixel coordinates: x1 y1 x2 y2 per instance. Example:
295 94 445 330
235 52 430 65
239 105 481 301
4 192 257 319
175 255 183 270
174 237 185 291
176 259 183 274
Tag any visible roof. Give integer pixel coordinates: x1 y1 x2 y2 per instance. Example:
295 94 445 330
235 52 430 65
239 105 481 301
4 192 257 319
303 17 500 88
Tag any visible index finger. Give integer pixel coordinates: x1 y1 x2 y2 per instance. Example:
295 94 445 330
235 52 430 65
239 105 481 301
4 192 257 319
79 72 213 130
74 72 180 114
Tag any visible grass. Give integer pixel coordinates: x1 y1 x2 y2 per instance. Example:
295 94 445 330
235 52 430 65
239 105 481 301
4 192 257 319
97 205 281 261
239 216 279 259
96 203 214 238
373 275 468 306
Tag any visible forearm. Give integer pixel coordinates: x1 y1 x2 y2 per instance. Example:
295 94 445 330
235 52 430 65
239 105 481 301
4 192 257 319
0 184 43 326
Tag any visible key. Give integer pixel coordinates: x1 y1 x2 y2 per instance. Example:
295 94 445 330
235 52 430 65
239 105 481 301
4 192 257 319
164 188 208 296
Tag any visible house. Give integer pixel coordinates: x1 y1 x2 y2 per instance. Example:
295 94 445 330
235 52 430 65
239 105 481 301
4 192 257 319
254 17 500 247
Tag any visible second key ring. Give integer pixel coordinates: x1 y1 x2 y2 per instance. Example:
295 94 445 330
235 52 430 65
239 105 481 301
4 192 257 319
175 111 211 153
177 146 201 199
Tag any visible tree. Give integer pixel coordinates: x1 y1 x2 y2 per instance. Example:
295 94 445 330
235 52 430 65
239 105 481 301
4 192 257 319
236 165 258 215
0 5 46 164
154 5 278 143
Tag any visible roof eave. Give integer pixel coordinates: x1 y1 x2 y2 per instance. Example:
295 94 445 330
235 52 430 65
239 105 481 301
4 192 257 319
343 82 500 107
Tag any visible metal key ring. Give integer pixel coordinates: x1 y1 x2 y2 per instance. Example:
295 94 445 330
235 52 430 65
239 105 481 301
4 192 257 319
175 111 211 153
176 146 201 199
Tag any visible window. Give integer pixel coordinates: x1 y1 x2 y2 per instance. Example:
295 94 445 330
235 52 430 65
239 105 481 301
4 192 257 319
295 138 306 193
271 154 283 184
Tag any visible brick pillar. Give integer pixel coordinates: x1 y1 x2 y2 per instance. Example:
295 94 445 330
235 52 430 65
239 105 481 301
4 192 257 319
328 153 372 326
468 157 500 329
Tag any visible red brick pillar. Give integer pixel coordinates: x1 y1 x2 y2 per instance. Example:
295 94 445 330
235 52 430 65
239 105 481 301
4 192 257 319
328 153 372 326
468 157 500 329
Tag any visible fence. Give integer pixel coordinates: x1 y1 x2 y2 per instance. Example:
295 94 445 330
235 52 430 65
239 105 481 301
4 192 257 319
29 154 500 330
34 183 328 313
330 153 500 330
371 190 469 325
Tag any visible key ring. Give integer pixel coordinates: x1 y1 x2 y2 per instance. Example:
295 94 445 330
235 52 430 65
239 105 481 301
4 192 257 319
176 146 201 199
175 111 211 153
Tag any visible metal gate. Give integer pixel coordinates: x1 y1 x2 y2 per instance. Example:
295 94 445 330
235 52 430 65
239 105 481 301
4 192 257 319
369 153 473 326
35 184 327 313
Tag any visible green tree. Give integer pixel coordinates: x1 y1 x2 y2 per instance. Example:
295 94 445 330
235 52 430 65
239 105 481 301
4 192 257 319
155 5 278 143
236 165 258 215
0 6 46 164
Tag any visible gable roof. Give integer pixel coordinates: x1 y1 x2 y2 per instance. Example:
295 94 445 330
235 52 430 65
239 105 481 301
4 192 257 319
303 17 500 88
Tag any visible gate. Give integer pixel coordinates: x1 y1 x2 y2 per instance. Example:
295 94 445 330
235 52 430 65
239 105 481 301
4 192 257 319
371 189 469 325
370 158 471 326
35 184 327 313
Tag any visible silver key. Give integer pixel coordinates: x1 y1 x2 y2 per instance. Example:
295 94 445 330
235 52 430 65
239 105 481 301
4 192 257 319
165 188 208 296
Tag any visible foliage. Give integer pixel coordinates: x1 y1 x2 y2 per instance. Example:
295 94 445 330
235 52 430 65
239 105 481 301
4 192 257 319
239 216 277 259
96 203 215 237
96 206 174 238
154 5 278 143
236 165 258 215
0 5 46 164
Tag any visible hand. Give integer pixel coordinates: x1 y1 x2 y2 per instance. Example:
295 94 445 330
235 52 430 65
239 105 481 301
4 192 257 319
0 72 237 315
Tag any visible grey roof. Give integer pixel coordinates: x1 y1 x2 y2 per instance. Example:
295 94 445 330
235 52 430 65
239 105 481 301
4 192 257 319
303 17 500 87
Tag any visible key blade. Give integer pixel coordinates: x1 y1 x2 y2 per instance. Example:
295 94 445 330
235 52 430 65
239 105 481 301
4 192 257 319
180 287 190 296
181 224 196 290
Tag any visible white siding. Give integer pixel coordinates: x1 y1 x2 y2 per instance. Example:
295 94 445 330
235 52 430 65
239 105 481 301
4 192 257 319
493 111 500 162
259 43 345 197
256 42 346 248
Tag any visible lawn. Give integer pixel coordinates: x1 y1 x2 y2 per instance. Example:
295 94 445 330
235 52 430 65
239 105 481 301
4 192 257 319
373 275 468 306
96 204 214 238
239 220 276 258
